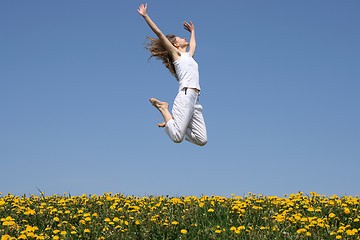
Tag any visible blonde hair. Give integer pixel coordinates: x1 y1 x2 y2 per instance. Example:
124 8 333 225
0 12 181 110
145 34 178 80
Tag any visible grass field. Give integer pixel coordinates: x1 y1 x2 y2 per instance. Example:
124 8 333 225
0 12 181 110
1 192 359 239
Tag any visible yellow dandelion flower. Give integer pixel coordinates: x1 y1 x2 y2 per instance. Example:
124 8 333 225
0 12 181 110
60 231 67 235
329 213 336 218
1 235 11 240
181 229 188 234
215 230 222 233
208 208 214 212
171 221 179 225
84 229 90 233
2 221 15 226
24 208 36 215
135 220 140 225
336 236 342 239
318 222 325 228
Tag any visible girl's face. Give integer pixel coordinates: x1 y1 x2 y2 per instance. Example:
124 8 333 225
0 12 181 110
175 37 189 48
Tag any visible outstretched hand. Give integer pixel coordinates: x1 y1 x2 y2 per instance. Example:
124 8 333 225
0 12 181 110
183 21 195 32
137 3 148 17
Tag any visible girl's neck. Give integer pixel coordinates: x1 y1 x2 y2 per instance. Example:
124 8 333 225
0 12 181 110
178 46 187 53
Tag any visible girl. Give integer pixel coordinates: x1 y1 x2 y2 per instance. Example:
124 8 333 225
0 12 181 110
138 3 207 146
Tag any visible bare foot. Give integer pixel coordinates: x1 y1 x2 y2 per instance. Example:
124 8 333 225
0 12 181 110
149 98 169 111
157 115 173 127
157 122 166 128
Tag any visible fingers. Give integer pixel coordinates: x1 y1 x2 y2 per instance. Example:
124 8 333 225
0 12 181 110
137 3 148 16
138 3 147 9
183 21 194 28
183 22 190 30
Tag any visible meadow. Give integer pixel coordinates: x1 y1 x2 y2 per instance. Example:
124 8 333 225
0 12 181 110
1 192 359 239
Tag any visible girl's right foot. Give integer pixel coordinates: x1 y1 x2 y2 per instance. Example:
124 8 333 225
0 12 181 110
157 122 166 128
149 98 173 127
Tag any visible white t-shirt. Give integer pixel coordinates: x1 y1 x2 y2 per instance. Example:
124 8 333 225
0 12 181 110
173 52 201 92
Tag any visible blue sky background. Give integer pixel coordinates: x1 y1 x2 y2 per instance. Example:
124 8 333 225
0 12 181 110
1 0 359 197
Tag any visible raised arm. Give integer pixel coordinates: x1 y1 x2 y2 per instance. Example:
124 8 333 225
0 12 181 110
183 21 196 57
138 4 179 58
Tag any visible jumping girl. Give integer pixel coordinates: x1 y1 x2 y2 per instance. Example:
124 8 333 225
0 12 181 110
138 3 207 146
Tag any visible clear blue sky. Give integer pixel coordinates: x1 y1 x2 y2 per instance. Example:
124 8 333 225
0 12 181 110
1 0 359 197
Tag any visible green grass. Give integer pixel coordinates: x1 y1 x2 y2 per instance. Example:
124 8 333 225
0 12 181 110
1 192 359 239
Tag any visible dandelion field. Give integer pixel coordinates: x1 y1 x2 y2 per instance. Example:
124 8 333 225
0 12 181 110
1 192 359 239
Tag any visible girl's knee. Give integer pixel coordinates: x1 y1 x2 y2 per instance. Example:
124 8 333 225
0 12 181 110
172 138 184 144
193 136 207 146
197 138 207 146
172 133 185 143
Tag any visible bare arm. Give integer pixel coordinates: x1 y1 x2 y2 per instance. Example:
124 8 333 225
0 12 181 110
138 4 179 58
184 21 196 57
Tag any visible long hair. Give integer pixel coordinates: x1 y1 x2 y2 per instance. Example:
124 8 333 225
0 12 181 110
145 34 178 80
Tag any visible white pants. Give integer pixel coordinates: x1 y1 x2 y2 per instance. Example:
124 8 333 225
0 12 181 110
164 88 207 146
